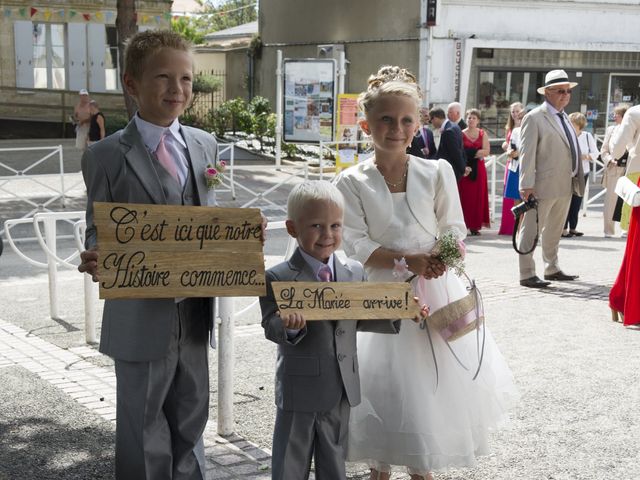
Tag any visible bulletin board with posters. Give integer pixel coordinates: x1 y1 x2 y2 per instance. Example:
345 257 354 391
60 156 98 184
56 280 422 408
283 59 336 143
334 94 373 171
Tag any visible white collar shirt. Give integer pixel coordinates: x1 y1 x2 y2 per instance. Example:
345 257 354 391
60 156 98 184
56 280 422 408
134 114 189 186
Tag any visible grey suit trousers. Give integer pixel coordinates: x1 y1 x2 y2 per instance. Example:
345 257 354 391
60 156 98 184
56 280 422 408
271 394 350 480
518 195 572 279
114 298 209 480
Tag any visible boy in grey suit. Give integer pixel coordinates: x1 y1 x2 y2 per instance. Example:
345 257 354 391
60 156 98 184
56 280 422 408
260 181 424 480
78 31 219 479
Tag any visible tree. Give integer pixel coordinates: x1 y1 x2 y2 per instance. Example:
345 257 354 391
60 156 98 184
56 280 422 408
174 0 257 38
116 0 138 118
171 16 205 45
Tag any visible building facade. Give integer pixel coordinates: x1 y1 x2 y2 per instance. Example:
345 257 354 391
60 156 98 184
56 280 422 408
257 0 640 138
0 0 171 133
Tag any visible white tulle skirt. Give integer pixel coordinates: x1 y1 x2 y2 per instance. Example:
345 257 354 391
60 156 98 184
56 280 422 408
347 271 519 474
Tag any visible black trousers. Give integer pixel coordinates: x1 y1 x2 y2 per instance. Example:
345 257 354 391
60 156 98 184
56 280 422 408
565 173 589 230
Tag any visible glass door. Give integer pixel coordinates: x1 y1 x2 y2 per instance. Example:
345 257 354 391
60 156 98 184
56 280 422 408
607 74 640 127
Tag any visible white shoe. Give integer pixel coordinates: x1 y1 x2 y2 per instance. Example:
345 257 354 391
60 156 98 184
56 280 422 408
604 234 613 238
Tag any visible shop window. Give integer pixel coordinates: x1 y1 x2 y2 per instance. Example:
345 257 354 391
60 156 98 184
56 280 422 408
105 26 120 91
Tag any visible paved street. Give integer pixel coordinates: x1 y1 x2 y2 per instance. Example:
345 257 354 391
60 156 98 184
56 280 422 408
2 139 640 479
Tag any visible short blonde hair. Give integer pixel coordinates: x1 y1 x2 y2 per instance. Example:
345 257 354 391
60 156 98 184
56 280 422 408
287 181 344 222
124 30 192 80
358 66 422 114
614 105 628 117
568 112 586 130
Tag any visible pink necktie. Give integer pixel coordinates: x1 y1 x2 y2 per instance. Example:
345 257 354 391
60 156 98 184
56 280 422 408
155 133 179 182
318 265 332 282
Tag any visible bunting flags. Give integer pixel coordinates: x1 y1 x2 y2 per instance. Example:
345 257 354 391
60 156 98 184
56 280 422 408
0 7 171 26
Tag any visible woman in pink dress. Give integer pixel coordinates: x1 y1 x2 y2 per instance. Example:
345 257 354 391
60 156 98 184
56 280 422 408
499 102 524 235
458 109 490 235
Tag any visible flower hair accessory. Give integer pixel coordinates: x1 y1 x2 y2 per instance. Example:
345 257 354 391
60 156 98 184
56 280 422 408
204 160 226 190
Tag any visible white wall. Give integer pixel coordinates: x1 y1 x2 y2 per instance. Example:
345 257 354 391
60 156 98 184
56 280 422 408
425 0 640 104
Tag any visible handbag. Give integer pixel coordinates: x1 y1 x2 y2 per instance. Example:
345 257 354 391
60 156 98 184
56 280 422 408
410 272 486 387
414 272 484 342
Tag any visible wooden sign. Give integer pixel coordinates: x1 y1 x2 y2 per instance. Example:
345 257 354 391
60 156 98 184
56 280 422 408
271 282 421 320
94 202 265 299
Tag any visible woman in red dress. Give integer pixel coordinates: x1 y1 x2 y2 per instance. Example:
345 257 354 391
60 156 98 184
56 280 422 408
499 102 525 235
609 177 640 326
459 109 491 235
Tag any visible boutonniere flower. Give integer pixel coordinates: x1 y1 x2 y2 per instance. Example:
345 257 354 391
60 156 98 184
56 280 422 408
204 160 226 190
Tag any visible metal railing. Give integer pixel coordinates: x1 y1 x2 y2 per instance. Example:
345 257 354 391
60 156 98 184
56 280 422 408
0 145 85 236
3 211 97 343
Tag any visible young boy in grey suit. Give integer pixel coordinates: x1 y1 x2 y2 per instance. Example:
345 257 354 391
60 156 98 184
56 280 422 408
78 31 220 479
260 181 425 480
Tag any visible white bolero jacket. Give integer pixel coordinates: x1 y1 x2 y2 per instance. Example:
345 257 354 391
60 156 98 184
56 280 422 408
335 156 466 265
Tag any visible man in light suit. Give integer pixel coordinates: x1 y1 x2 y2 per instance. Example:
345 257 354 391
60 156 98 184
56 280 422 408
78 31 219 479
517 69 585 288
429 107 466 180
260 181 403 480
407 107 437 159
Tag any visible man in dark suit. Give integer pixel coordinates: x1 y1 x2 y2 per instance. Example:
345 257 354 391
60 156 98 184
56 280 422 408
429 107 466 180
448 102 467 130
407 107 437 159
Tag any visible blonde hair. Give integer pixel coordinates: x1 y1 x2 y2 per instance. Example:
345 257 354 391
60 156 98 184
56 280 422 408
568 112 586 130
287 181 344 222
124 30 192 80
358 66 422 114
614 105 628 117
505 102 524 132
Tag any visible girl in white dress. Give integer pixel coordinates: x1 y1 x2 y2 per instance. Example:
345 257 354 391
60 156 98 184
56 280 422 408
335 66 518 480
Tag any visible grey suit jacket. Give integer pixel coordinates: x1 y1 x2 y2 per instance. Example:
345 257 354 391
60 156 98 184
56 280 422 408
519 103 585 199
260 248 400 413
82 118 218 362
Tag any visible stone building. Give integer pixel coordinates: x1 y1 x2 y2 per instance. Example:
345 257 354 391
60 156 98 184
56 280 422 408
256 0 640 137
0 0 171 137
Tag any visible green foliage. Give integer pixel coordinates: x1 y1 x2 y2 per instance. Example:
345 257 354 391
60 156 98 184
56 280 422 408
266 113 276 139
171 16 205 45
248 34 262 59
281 141 298 158
192 73 222 94
248 95 271 116
104 113 129 135
172 0 257 39
208 103 231 139
225 97 252 134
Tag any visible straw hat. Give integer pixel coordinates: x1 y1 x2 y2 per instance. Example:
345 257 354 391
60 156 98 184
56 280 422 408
536 70 578 95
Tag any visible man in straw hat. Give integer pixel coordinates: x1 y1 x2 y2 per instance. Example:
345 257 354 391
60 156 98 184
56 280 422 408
517 69 585 288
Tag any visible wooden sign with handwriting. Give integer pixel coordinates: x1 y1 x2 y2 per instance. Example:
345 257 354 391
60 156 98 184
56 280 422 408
94 202 265 299
271 282 421 320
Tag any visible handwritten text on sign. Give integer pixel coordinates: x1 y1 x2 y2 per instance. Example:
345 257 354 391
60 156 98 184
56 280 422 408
94 202 265 299
271 282 420 320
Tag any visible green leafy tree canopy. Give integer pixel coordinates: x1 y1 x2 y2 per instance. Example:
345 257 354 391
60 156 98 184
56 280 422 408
172 0 257 42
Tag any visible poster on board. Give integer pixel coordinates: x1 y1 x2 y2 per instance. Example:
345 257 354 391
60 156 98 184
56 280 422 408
334 94 373 171
283 59 336 143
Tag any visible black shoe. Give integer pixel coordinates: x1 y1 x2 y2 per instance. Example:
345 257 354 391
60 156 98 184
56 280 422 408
569 230 584 237
470 229 481 236
561 231 573 238
520 276 551 288
544 271 579 281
